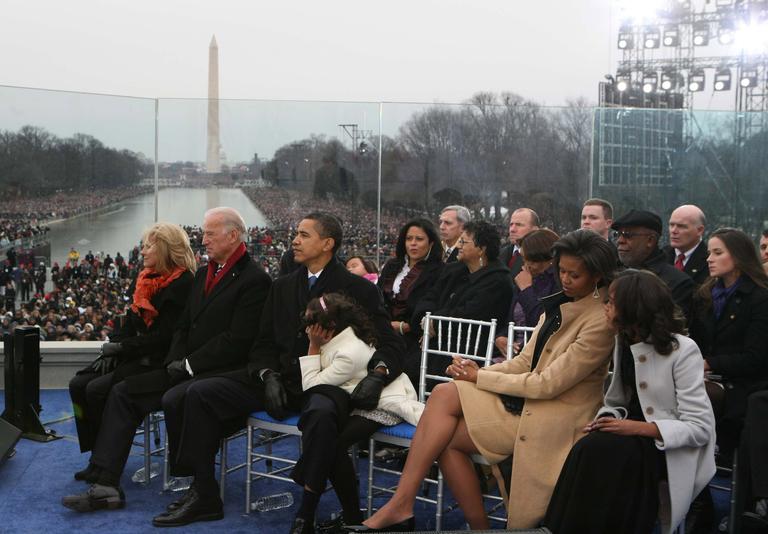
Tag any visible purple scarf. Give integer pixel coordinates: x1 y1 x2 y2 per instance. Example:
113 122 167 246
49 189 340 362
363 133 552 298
711 277 742 320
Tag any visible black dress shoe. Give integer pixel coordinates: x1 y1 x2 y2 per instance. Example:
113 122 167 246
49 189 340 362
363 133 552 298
290 516 315 534
317 515 345 534
152 490 223 527
61 484 125 512
343 516 415 532
164 486 196 513
73 463 100 483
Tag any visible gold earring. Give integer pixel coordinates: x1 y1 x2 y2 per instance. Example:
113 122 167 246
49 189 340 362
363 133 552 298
479 256 485 268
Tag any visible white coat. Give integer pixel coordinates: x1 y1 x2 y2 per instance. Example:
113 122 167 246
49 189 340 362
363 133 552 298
299 326 424 426
598 334 716 534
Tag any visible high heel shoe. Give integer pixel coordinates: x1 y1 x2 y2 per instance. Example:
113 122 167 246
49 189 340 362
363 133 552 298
343 516 414 532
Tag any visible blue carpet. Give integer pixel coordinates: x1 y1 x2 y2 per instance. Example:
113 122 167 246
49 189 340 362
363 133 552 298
0 390 474 533
0 391 733 533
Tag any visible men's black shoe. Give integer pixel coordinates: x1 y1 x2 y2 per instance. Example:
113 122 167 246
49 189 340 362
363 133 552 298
164 485 197 513
316 515 345 534
151 490 223 527
61 484 125 512
73 463 100 483
290 516 315 534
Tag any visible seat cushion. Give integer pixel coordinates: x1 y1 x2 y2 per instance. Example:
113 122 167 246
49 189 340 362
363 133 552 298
248 410 301 426
376 422 415 440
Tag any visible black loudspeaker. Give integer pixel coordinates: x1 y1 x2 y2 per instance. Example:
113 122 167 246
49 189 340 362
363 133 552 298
1 327 58 442
0 416 21 465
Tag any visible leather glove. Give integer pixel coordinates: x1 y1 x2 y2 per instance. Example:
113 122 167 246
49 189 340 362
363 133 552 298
101 342 123 357
166 359 190 381
263 371 288 420
350 372 386 410
91 355 117 376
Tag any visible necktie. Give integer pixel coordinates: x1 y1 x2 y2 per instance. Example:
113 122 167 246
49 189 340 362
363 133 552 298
443 248 452 262
508 250 520 269
674 253 685 271
308 275 317 291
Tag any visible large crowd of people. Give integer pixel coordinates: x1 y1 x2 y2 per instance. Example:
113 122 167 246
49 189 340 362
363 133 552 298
3 188 767 533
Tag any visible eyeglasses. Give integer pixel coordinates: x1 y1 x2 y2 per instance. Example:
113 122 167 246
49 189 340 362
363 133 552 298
613 230 654 240
457 238 474 246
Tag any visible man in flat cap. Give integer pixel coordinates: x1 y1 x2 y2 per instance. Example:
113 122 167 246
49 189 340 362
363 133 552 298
612 209 694 315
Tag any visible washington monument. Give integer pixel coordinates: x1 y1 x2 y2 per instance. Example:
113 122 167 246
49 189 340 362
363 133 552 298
206 35 221 173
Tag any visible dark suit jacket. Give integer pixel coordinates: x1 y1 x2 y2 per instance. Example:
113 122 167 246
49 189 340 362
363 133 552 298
124 252 272 394
378 258 444 329
499 244 524 278
640 248 695 317
663 241 709 286
245 257 405 395
689 278 768 420
444 247 459 264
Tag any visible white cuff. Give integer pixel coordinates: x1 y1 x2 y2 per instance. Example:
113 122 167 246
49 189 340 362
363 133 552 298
184 359 194 377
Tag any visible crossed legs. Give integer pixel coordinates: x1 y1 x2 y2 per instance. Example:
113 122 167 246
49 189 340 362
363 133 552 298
363 381 489 530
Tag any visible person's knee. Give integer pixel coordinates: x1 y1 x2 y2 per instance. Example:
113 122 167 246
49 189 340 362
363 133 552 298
429 381 458 405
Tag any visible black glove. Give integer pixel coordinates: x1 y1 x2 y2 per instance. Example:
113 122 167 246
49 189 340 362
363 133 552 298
350 372 386 410
263 371 288 420
166 359 190 381
101 342 123 357
91 355 117 376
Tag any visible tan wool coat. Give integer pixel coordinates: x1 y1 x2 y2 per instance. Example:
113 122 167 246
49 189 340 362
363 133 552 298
455 289 615 529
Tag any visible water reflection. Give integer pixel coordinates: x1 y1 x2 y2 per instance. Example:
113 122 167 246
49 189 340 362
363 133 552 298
46 188 267 264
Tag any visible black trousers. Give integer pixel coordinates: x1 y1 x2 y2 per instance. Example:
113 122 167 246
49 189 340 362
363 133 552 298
90 378 193 480
739 389 768 499
291 394 380 521
69 371 115 453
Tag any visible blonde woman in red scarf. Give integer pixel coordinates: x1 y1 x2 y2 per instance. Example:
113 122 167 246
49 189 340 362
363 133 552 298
68 222 196 482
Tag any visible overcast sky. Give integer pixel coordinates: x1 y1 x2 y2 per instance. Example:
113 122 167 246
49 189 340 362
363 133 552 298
0 0 738 161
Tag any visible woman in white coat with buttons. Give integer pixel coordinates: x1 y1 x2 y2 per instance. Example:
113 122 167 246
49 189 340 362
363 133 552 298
543 269 716 534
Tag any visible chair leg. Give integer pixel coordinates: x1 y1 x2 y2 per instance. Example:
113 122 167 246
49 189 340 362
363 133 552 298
367 437 375 518
435 469 444 532
728 450 742 534
219 438 227 501
245 424 253 514
163 431 171 491
143 415 151 487
490 464 509 514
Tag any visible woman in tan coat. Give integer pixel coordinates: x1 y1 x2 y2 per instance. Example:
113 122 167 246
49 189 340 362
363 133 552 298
347 230 617 532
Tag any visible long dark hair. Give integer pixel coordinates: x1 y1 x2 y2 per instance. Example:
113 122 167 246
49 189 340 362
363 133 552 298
394 218 443 266
698 227 768 309
303 292 377 346
551 229 617 287
610 269 687 355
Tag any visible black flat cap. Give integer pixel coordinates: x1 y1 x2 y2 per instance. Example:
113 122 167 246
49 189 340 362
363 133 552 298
611 209 662 235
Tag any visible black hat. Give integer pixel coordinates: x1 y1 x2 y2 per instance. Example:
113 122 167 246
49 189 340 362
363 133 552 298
611 209 662 235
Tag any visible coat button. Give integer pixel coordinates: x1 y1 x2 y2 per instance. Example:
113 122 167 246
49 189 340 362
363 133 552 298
519 435 526 441
730 314 735 320
646 407 654 415
638 355 647 363
525 410 531 416
639 381 647 389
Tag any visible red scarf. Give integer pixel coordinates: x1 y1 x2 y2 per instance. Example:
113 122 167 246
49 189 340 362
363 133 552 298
131 267 187 327
204 242 246 296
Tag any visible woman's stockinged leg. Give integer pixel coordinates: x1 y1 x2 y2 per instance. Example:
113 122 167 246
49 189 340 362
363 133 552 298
438 418 489 530
363 382 464 528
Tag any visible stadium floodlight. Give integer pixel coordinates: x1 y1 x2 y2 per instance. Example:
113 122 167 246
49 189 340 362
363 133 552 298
718 21 735 45
734 21 768 54
740 66 758 88
644 27 661 48
616 71 632 92
714 68 732 91
660 70 682 91
618 27 634 50
693 23 710 46
663 26 679 46
688 70 705 92
642 72 658 93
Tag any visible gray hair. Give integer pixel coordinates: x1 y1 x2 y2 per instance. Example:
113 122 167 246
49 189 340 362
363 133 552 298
204 207 247 242
441 205 472 225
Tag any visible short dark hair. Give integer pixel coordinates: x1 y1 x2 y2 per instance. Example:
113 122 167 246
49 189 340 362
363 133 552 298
519 229 560 263
610 269 687 355
762 229 768 239
463 221 501 261
303 212 343 254
583 198 614 220
552 229 617 287
395 218 443 265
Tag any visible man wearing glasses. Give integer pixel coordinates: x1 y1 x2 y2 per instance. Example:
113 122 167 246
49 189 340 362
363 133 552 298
612 209 694 316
